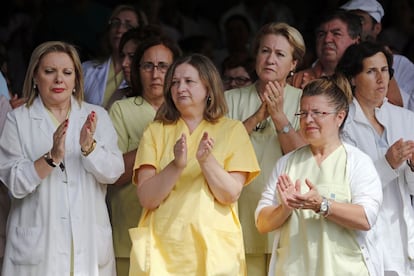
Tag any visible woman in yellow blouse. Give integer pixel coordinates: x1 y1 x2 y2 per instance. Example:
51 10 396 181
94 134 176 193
129 53 260 275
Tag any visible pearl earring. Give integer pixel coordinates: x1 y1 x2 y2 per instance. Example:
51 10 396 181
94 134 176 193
72 88 76 93
33 83 37 89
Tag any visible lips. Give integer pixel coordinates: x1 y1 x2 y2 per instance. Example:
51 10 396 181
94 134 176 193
52 88 65 93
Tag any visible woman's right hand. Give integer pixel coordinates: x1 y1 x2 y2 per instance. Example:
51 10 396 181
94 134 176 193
277 174 300 212
386 138 414 169
173 134 187 169
50 119 68 163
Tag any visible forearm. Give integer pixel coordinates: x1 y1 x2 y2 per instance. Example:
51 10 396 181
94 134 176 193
243 114 262 134
256 205 291 233
114 149 137 186
136 162 183 210
325 201 370 231
199 155 244 205
271 115 306 154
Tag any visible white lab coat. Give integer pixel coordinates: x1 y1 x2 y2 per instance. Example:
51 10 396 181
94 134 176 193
82 58 127 106
0 96 124 276
342 98 414 275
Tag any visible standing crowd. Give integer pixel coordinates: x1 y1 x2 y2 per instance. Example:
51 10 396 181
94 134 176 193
0 0 413 275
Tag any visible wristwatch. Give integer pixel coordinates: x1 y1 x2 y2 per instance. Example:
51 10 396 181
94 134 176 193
277 123 292 134
319 197 331 217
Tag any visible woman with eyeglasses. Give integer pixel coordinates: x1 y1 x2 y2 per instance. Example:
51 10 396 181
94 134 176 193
256 75 383 276
222 54 256 90
107 34 181 276
82 4 148 109
338 41 414 276
224 22 306 275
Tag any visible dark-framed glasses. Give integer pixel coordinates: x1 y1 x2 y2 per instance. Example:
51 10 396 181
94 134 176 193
223 76 251 86
295 111 337 119
140 62 170 73
108 18 135 30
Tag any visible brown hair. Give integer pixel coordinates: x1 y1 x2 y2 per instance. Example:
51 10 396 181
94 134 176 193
156 54 228 124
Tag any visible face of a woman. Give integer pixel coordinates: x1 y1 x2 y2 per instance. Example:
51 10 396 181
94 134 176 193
352 52 390 108
255 34 297 84
34 52 75 108
121 40 138 83
109 10 138 53
140 44 173 100
299 95 345 146
171 63 208 114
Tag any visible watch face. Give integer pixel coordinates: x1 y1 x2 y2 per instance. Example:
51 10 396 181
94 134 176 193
320 198 328 212
282 125 290 133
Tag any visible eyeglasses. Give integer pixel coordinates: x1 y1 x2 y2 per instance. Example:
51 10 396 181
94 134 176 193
294 111 337 119
108 18 136 30
223 76 251 86
140 62 170 73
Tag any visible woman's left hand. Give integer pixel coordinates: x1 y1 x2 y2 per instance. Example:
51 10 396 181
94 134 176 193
196 132 214 162
290 179 323 212
80 111 97 151
264 81 284 119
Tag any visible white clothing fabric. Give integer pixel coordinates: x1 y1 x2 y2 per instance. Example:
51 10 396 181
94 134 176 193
82 58 127 106
0 72 9 100
255 143 384 276
0 96 124 276
393 54 414 112
340 0 384 22
342 98 414 275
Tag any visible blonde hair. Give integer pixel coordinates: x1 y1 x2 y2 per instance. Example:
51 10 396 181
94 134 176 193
23 41 84 107
252 22 306 67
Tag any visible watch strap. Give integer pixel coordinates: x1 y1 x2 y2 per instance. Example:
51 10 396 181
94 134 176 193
44 152 58 168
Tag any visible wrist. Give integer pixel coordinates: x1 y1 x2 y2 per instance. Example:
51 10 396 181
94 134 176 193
43 151 65 171
81 139 96 156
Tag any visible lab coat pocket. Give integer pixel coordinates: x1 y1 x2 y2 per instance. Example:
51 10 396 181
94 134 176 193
96 224 114 267
9 225 44 265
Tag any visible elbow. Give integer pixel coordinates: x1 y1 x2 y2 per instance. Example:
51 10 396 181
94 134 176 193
255 217 271 234
137 186 160 211
139 197 160 211
359 221 371 231
216 189 241 205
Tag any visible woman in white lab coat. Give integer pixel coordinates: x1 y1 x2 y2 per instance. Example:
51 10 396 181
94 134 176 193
0 41 124 276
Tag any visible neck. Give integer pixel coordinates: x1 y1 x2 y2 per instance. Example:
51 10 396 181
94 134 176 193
310 138 342 164
112 52 122 74
143 94 164 111
181 112 204 133
44 100 71 123
256 79 286 96
320 61 337 76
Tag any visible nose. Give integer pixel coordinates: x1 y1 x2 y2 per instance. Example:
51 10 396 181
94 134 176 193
303 112 315 122
122 56 130 68
151 65 164 78
55 73 63 83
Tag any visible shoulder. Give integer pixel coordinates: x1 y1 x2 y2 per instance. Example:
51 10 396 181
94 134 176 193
225 84 255 98
343 143 373 163
284 84 302 95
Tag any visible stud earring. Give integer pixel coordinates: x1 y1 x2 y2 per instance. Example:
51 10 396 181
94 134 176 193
33 83 37 89
72 88 76 93
289 71 294 77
